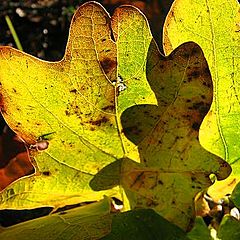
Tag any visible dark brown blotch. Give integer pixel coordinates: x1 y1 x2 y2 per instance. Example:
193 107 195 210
42 171 51 176
204 67 211 75
181 52 190 59
101 105 115 112
158 180 163 185
191 47 201 56
89 116 109 126
70 89 77 93
192 122 200 131
191 102 210 117
100 57 116 74
203 81 211 88
189 70 201 78
192 101 204 110
65 110 70 116
191 176 196 182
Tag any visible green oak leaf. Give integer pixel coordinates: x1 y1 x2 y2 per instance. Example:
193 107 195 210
0 197 112 240
187 217 211 240
231 181 240 208
218 215 240 240
0 199 190 240
103 209 189 240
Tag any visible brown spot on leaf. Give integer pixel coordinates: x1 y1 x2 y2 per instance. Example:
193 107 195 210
190 102 210 118
191 47 201 56
203 81 211 88
70 89 77 93
89 116 109 126
191 176 196 182
204 67 211 75
100 57 116 74
65 110 70 116
192 122 200 131
189 70 200 78
0 93 6 113
158 180 163 185
101 105 115 112
42 171 51 176
192 102 204 110
182 52 190 59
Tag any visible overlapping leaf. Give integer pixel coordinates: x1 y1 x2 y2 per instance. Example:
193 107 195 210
163 0 240 207
0 198 189 240
120 41 230 229
218 215 240 240
187 217 211 240
91 6 230 230
0 197 112 240
163 0 240 170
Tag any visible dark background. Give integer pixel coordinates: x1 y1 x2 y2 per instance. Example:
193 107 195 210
0 0 174 60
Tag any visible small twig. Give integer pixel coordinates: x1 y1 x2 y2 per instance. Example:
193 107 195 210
5 15 23 51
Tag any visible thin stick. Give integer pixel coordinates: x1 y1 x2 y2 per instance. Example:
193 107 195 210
5 15 23 51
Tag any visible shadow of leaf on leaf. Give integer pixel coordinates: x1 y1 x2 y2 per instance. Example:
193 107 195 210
91 38 231 231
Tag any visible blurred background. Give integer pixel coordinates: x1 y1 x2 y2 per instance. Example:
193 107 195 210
0 0 174 60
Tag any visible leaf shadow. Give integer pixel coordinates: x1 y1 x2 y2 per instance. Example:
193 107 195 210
122 40 210 148
90 40 231 211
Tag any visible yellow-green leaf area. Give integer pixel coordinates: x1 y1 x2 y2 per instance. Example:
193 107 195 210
111 6 158 160
0 2 123 209
0 2 165 210
163 0 240 170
